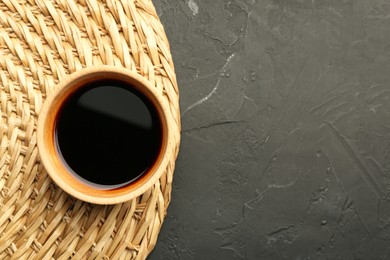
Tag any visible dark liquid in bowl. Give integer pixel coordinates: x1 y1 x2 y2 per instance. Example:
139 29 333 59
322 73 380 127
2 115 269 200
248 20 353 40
55 80 162 190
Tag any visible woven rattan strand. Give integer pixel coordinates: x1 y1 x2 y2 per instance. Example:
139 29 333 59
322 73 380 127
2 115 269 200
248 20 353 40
0 0 180 258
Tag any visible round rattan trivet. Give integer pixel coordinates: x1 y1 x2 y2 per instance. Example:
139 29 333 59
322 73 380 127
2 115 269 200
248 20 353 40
0 0 180 259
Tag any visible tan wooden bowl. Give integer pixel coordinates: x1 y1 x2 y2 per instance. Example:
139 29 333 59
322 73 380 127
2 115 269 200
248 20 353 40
37 66 174 205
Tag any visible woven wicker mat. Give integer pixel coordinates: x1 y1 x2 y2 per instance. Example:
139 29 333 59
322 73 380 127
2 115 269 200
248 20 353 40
0 0 180 258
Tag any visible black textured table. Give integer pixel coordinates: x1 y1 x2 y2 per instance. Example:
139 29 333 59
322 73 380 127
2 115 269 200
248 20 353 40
150 0 390 259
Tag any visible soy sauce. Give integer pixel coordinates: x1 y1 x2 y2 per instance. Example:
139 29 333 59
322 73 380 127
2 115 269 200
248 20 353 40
55 80 162 189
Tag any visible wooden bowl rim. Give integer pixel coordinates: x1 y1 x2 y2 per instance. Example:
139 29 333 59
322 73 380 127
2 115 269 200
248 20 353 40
37 66 174 205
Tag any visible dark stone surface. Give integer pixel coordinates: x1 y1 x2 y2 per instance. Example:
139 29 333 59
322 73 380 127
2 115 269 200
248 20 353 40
150 0 390 259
